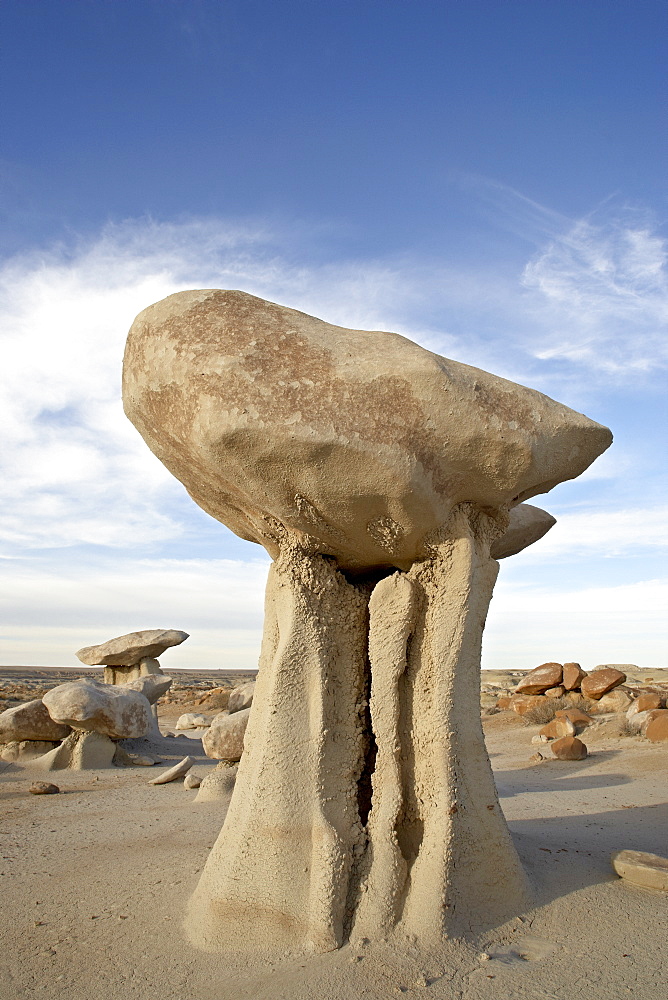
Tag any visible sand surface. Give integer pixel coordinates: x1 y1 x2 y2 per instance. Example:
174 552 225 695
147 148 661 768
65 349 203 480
1 670 666 999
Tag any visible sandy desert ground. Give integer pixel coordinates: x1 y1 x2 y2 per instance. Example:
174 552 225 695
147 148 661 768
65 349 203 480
1 666 666 1000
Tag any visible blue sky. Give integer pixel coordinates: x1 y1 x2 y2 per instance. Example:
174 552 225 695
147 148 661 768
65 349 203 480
1 0 666 670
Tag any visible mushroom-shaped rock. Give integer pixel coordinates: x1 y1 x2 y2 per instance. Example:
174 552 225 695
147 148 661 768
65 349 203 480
123 289 611 574
76 629 188 666
0 700 71 743
123 290 612 956
490 504 556 560
42 680 152 739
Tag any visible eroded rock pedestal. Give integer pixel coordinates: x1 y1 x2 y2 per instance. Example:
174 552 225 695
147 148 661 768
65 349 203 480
123 289 612 955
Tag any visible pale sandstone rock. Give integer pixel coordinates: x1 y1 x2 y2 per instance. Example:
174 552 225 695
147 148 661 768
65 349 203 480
515 663 563 695
148 756 194 784
175 713 210 730
122 673 172 704
626 710 650 733
0 740 60 762
562 662 586 690
227 681 255 715
184 773 202 789
489 504 556 560
0 700 71 744
644 710 668 742
43 680 152 739
123 290 611 954
611 850 668 892
581 668 626 700
29 782 59 795
554 708 593 729
32 731 116 770
76 629 188 666
550 736 588 760
593 686 633 714
544 686 566 699
194 762 238 802
202 708 250 761
123 289 611 574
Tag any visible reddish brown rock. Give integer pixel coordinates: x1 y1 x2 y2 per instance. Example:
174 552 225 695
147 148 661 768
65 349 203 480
29 782 60 795
539 717 576 740
496 695 512 711
636 692 663 713
562 662 586 690
551 736 588 760
644 710 668 742
515 663 563 696
509 694 546 715
544 685 566 699
555 708 593 729
593 686 633 714
580 668 626 700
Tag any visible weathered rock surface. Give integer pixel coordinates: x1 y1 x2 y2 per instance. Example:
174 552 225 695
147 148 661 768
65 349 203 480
551 736 588 760
644 710 668 742
148 756 194 784
562 662 586 690
123 289 611 574
0 700 71 743
515 663 563 695
122 673 172 704
554 708 593 729
634 692 663 713
611 850 668 891
32 731 117 770
194 762 238 802
539 717 576 740
202 708 250 761
509 694 546 715
544 685 566 699
184 773 202 789
29 782 59 795
175 712 210 730
76 629 189 666
594 686 633 714
580 667 626 700
43 680 152 739
489 504 556 560
0 740 60 762
227 681 255 715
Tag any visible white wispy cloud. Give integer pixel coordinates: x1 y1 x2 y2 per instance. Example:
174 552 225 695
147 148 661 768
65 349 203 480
510 505 668 563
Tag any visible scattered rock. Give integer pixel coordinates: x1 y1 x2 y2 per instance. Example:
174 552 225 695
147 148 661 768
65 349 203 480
592 687 633 714
554 708 593 729
539 717 576 740
227 681 256 715
122 673 172 704
29 782 60 795
76 629 189 666
562 662 586 690
544 686 566 699
184 773 201 789
515 663 563 696
0 700 71 743
531 734 549 744
0 740 60 762
635 692 663 713
509 694 546 715
194 762 238 802
611 850 668 892
550 736 588 760
626 709 650 732
580 668 626 700
195 687 231 711
148 756 194 784
32 731 117 770
529 752 545 763
202 708 250 761
43 680 152 739
644 710 668 742
175 713 210 730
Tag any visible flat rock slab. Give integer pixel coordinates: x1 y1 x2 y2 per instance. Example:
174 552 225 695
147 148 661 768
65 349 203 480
612 850 668 892
148 756 194 784
0 699 71 743
76 629 189 666
516 663 563 696
581 668 626 700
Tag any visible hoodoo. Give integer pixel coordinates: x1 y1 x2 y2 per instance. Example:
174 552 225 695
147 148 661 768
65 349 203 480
123 289 612 955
